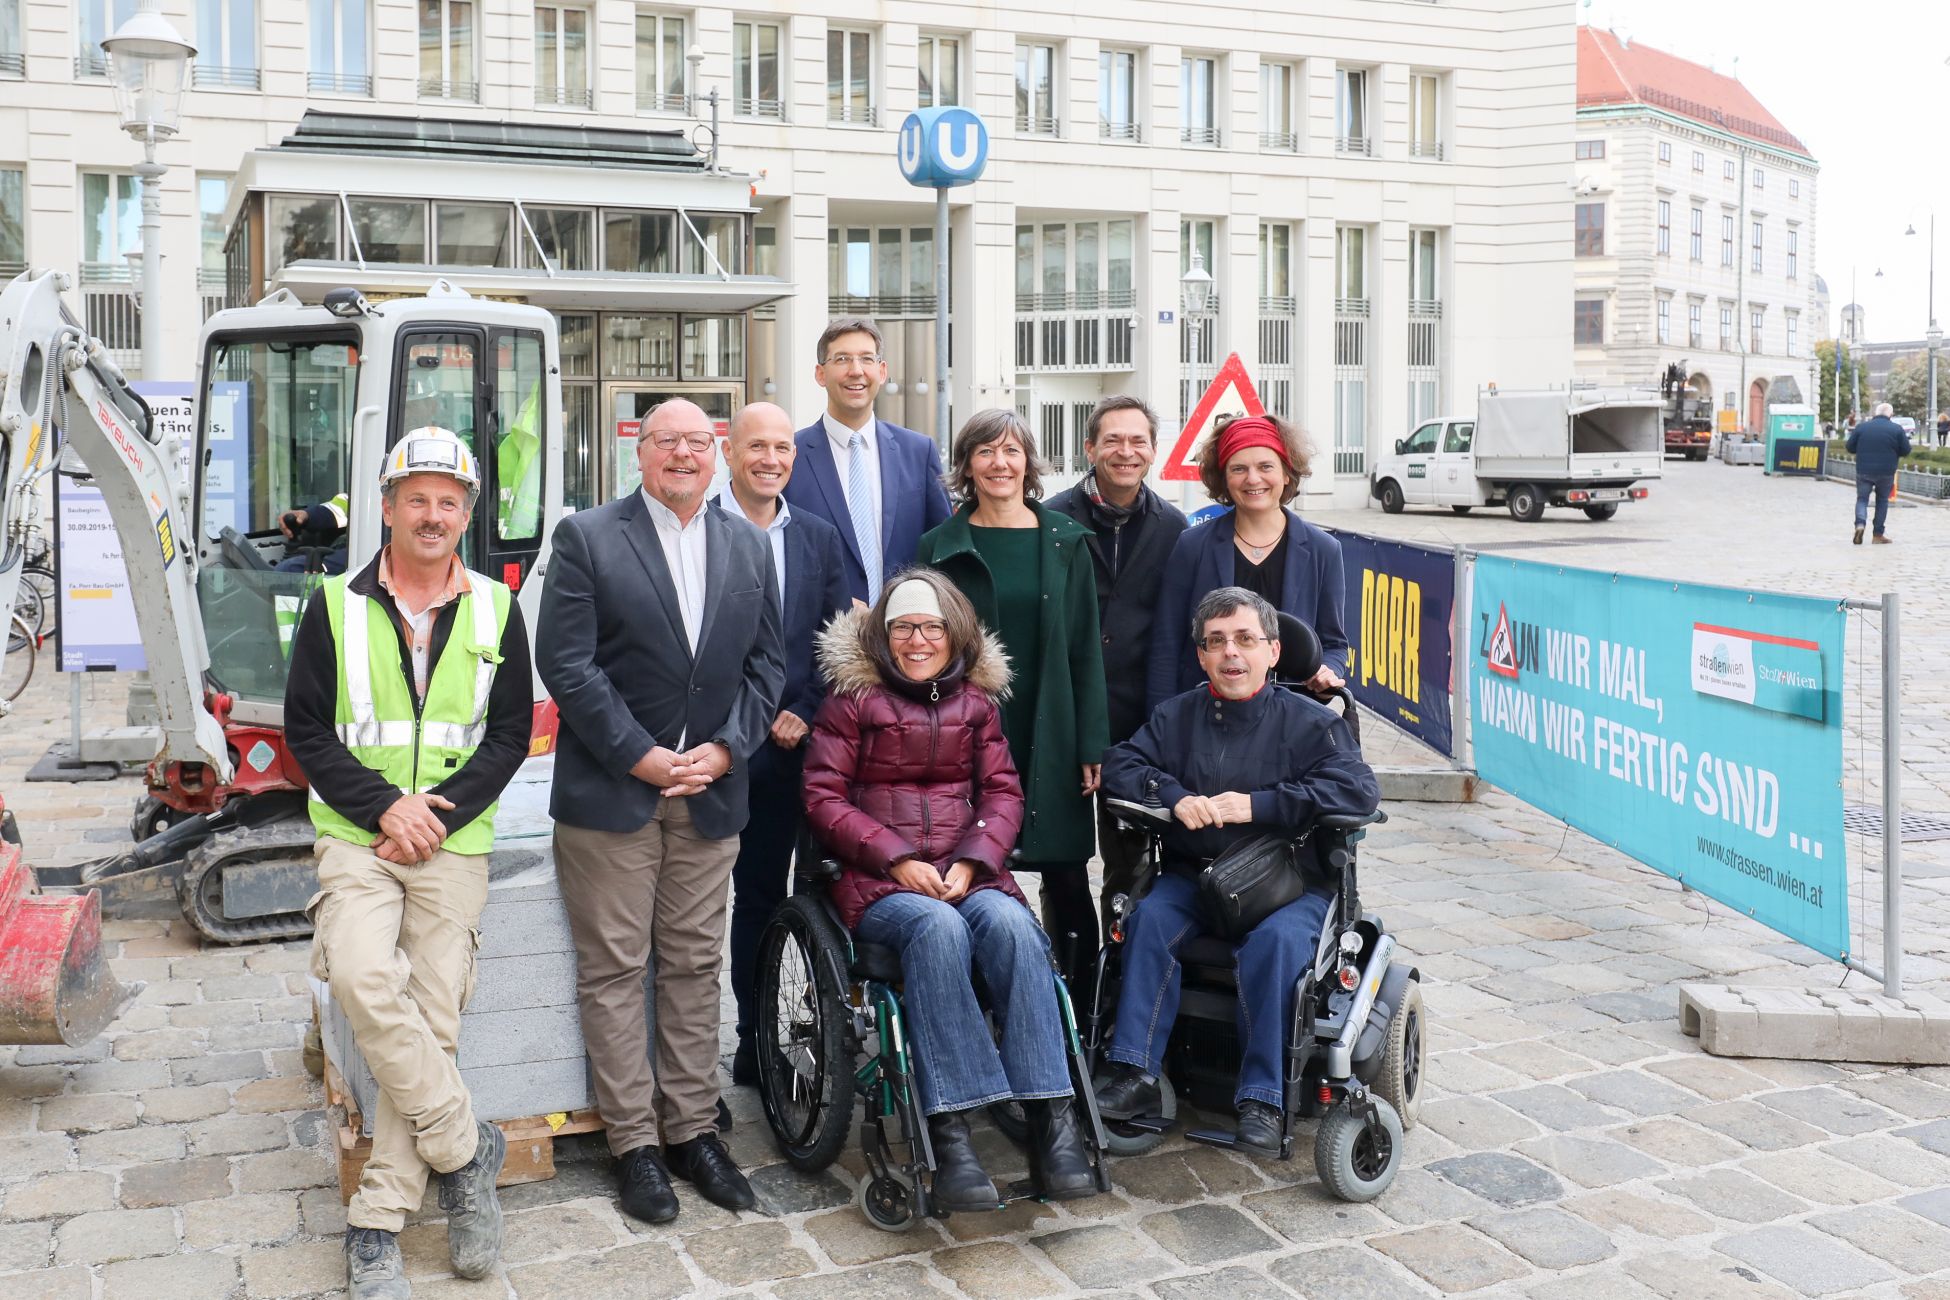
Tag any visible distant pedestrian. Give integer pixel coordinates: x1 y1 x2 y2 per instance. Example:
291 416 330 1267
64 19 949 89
1936 411 1949 447
1846 402 1911 545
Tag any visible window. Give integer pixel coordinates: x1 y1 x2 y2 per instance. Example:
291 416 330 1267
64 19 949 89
0 169 24 272
266 193 340 270
1753 167 1765 190
418 0 475 100
196 0 258 88
685 213 748 275
1182 218 1217 295
82 172 141 264
1409 228 1438 301
1658 141 1671 163
1574 299 1603 346
197 176 230 284
1575 203 1604 257
493 332 546 541
1335 226 1366 302
1786 313 1799 357
435 202 510 266
1 0 20 76
733 19 783 117
1787 227 1798 280
1692 150 1704 172
1181 55 1218 145
1575 139 1605 160
827 26 873 124
918 33 959 108
1750 219 1763 273
1719 303 1733 350
1721 213 1735 267
1723 159 1735 181
604 209 676 272
1410 73 1442 159
1789 178 1800 199
1259 222 1292 300
1403 423 1439 455
525 206 593 271
635 11 687 112
1012 218 1134 309
681 316 745 380
1751 306 1764 353
1335 67 1370 155
535 4 590 107
348 198 427 262
1657 296 1670 344
1688 301 1702 347
309 0 370 95
1690 207 1703 261
1099 48 1139 141
753 225 778 277
1260 62 1296 151
1016 42 1058 135
1657 200 1670 255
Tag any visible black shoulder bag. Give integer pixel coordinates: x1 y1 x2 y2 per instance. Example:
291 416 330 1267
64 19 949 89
1196 832 1311 941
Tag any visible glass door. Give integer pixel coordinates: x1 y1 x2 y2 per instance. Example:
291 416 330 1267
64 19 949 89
603 385 741 501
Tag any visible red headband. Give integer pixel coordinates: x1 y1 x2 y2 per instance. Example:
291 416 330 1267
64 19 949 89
1215 416 1292 472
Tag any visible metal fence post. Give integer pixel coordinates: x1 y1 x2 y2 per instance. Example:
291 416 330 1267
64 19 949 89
1451 547 1473 770
1881 591 1903 999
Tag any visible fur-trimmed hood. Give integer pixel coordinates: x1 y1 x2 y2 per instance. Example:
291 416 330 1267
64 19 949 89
815 604 1012 701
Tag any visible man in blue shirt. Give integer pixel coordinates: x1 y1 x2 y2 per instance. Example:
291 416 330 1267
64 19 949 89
1847 402 1911 544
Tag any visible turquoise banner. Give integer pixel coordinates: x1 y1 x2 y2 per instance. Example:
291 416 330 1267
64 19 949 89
1469 558 1849 958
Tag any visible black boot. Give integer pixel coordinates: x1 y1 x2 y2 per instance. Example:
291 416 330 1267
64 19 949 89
1025 1099 1096 1200
926 1109 1001 1212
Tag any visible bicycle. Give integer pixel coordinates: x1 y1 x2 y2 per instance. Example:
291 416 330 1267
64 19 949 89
2 610 37 704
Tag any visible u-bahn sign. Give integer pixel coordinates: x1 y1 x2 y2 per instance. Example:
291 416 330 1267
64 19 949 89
898 107 989 188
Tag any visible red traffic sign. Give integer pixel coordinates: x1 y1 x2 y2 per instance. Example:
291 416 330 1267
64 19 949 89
1159 353 1266 482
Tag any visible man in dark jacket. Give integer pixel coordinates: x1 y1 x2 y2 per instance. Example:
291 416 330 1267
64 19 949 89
1092 586 1379 1158
1846 402 1911 544
1045 396 1189 929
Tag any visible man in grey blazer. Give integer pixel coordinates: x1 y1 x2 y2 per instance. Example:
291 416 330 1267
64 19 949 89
537 399 784 1225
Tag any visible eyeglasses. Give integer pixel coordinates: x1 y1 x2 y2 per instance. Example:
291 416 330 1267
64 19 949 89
1199 631 1268 653
647 431 715 453
889 620 948 642
823 353 881 369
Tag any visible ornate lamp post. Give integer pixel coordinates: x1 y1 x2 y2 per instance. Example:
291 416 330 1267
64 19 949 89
1180 249 1214 420
102 0 194 380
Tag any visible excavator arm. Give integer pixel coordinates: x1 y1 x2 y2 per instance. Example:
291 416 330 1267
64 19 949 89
0 270 231 782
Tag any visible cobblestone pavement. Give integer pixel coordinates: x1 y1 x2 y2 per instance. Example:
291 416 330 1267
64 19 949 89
2 460 1948 1299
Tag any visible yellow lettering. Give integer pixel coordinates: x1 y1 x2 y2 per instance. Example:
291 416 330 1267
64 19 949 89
1359 568 1376 687
1388 575 1405 691
1404 579 1421 703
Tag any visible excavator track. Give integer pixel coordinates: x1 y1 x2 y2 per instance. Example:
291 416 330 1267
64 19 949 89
179 821 318 944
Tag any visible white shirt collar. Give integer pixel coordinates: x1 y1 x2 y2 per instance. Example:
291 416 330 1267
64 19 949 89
716 485 791 532
640 488 708 533
823 410 876 452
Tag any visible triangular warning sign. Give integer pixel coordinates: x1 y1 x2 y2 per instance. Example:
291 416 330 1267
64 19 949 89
1486 602 1520 679
1159 353 1266 482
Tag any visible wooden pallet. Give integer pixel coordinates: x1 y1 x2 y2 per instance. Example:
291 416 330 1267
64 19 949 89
325 1058 604 1203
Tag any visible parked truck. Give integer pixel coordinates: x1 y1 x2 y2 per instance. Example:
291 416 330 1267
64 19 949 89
1369 388 1664 522
1660 363 1713 460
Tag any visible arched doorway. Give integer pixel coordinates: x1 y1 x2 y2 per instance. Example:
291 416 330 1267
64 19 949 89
1749 379 1769 435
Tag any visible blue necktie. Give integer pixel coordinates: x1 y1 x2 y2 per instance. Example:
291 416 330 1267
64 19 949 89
848 432 882 602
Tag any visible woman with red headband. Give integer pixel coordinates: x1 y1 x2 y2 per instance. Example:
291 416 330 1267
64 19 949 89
1143 413 1349 711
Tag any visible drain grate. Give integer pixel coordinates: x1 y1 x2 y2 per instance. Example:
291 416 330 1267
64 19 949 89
1844 804 1950 842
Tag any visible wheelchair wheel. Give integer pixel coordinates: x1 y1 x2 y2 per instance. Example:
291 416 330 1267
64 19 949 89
755 895 854 1172
1096 1070 1176 1157
857 1171 920 1232
1313 1096 1403 1202
1377 978 1425 1131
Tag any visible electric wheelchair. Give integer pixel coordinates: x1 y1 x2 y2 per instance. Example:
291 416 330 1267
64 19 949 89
1082 613 1426 1202
751 852 1114 1231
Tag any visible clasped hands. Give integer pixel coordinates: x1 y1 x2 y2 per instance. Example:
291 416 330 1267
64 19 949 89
373 791 455 864
891 857 980 901
1173 791 1253 829
631 743 733 797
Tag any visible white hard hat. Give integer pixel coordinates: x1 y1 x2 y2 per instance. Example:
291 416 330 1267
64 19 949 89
380 427 480 502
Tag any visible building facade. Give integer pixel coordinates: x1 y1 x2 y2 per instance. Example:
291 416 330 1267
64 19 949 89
1573 28 1820 436
2 0 1575 506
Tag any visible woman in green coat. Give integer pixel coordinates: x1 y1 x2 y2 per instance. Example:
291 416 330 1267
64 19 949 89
917 409 1110 992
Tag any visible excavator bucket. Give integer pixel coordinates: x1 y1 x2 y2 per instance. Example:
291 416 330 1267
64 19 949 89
0 840 137 1046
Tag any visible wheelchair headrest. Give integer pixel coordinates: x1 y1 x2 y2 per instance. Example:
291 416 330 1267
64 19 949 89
1274 613 1323 684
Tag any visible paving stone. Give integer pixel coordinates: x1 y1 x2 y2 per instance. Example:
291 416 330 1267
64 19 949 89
1372 1167 1496 1227
0 1133 74 1182
0 1265 91 1299
69 1059 173 1095
932 1241 1068 1300
12 1042 107 1067
36 1093 140 1135
1578 989 1678 1024
170 1051 268 1087
1492 1084 1625 1132
109 1029 203 1062
1151 1264 1294 1300
1243 1185 1392 1244
1 1170 116 1221
1106 1150 1208 1204
1426 1052 1525 1095
136 1083 232 1124
1033 1222 1177 1289
234 1146 334 1192
1623 1250 1803 1300
1811 1203 1950 1274
74 1124 186 1167
1567 1189 1715 1241
1566 1070 1700 1117
1140 1202 1278 1266
1657 1168 1809 1224
773 1261 956 1300
506 1240 690 1300
1471 1039 1595 1081
0 1218 52 1271
1525 1273 1662 1300
1427 1152 1563 1208
1682 1099 1829 1151
1510 1134 1663 1189
1268 1244 1432 1300
1840 1071 1950 1119
182 1189 301 1248
1739 1148 1902 1205
187 1113 288 1156
1899 1117 1950 1156
121 1155 232 1208
746 1162 850 1215
1368 1223 1530 1292
1419 1096 1541 1149
1642 1055 1772 1102
1180 1145 1273 1197
1713 1223 1894 1296
231 1076 317 1114
1609 1118 1747 1167
1757 1085 1903 1136
167 1000 259 1029
803 1205 944 1266
937 1196 1060 1242
688 1221 817 1285
1468 1207 1614 1269
1901 1186 1950 1227
52 1205 178 1265
100 1248 241 1300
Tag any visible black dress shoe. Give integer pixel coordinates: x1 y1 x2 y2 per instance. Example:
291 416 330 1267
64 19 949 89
1025 1099 1096 1200
731 1038 759 1088
616 1145 679 1224
665 1132 756 1212
926 1109 1001 1212
1234 1100 1284 1158
1093 1065 1162 1122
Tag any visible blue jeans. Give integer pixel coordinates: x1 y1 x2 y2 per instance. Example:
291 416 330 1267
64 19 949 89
857 889 1074 1116
1106 872 1332 1109
1856 474 1894 535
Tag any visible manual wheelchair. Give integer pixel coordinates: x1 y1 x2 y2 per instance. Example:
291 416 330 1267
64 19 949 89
1082 614 1427 1202
751 854 1114 1231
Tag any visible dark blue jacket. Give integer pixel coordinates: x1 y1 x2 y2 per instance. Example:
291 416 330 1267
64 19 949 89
1144 509 1350 712
783 418 953 604
1104 683 1379 879
744 503 850 781
1847 417 1912 478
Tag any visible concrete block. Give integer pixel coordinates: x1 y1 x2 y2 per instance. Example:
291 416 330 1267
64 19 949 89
1681 982 1950 1064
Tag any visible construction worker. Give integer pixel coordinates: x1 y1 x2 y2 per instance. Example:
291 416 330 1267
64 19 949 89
284 427 534 1300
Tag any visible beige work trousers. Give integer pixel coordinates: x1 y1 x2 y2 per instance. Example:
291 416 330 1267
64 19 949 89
310 837 487 1233
554 796 738 1155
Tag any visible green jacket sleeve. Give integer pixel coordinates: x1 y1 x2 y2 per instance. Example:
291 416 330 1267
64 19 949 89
1068 541 1109 762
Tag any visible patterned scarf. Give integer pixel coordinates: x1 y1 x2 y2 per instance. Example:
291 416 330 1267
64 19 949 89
1080 468 1139 530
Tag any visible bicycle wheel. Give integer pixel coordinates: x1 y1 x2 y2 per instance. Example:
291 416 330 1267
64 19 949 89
2 614 36 702
9 582 43 649
20 565 54 629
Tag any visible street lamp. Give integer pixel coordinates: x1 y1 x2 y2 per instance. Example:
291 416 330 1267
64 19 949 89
102 0 194 381
1907 217 1940 443
1180 250 1215 425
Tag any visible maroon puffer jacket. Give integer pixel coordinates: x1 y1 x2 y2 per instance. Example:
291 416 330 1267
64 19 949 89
802 607 1028 931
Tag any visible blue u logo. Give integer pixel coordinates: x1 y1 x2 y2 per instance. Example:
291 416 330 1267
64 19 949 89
898 107 989 189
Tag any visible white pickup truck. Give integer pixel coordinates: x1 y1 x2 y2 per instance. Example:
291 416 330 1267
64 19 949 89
1369 390 1665 522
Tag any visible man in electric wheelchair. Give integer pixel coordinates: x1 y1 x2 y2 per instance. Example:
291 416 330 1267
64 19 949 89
1089 586 1422 1199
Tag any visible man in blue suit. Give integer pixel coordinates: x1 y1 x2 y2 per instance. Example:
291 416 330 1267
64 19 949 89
716 403 852 1084
782 317 952 604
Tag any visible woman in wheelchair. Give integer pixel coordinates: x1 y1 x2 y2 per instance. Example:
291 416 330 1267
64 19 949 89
801 570 1098 1210
1093 586 1381 1157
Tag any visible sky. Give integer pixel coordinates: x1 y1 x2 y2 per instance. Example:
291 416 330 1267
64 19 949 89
1587 0 1950 344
